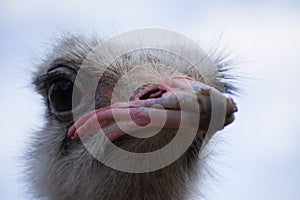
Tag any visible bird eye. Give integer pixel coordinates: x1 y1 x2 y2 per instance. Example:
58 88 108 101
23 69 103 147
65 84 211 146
48 79 82 113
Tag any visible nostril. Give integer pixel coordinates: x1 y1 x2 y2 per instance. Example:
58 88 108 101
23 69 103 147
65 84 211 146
139 88 166 100
134 85 167 100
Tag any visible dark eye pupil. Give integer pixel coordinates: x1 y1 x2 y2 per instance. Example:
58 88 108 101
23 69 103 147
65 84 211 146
48 79 82 112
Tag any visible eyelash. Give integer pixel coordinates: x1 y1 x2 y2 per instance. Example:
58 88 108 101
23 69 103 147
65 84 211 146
34 72 74 91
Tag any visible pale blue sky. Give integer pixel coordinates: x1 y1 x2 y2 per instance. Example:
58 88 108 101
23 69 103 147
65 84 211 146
1 1 300 200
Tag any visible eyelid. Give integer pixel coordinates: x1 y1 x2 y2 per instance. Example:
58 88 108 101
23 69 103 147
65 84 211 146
47 59 77 73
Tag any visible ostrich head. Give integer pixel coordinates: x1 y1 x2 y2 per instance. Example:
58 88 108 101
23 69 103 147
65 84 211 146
26 29 237 200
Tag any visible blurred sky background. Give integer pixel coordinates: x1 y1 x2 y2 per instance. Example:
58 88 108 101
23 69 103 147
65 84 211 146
0 0 300 200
